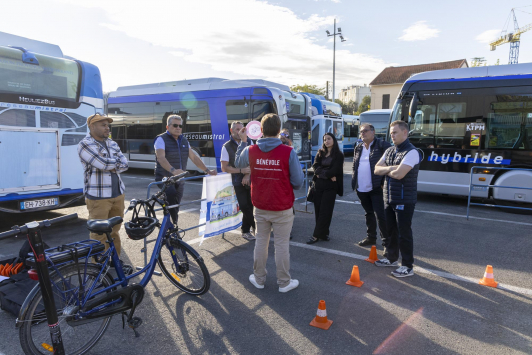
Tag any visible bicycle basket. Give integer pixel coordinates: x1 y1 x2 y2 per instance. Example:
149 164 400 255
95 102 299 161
125 201 158 240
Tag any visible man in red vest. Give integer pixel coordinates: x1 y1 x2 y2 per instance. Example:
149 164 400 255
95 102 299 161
235 113 304 293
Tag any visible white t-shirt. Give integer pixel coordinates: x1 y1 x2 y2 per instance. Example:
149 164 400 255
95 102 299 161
153 134 190 151
377 149 420 167
356 141 374 193
220 140 254 162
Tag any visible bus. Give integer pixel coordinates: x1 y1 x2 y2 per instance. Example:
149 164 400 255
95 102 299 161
300 93 344 160
342 114 359 154
359 109 391 140
0 32 104 213
388 63 532 205
107 78 313 171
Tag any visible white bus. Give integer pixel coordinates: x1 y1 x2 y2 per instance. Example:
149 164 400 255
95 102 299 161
0 32 104 213
389 63 532 205
359 109 391 140
107 78 313 171
342 114 359 154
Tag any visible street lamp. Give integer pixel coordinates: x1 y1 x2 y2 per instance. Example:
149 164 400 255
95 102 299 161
326 19 346 102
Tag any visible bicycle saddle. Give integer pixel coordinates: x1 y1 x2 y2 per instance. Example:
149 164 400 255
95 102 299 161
87 216 124 234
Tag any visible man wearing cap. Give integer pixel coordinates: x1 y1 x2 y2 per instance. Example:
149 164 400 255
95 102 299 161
78 113 129 257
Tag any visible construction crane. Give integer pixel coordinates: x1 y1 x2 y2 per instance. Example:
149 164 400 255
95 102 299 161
489 8 532 64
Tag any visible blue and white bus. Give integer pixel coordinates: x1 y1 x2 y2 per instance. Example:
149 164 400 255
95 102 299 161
107 78 313 171
0 32 104 213
342 114 359 154
300 93 344 160
389 63 532 205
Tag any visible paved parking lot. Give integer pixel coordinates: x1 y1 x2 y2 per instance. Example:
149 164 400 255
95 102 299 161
1 160 531 355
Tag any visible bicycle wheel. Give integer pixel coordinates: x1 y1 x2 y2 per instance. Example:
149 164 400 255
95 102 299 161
158 239 210 295
19 263 114 355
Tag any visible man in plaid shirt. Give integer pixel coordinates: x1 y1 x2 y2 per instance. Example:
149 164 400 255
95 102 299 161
78 113 129 257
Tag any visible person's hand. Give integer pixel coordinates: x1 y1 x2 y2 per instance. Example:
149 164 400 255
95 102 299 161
207 169 217 176
173 168 185 176
238 127 248 142
240 167 251 174
242 174 251 186
331 176 337 182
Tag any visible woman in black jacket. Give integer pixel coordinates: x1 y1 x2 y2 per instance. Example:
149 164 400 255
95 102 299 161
307 133 344 244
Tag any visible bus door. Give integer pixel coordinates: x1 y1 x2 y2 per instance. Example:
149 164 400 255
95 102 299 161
283 116 311 162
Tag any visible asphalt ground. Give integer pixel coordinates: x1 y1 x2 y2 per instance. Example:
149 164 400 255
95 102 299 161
1 158 531 355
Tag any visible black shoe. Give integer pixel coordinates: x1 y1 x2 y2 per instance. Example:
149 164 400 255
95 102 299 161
306 236 320 244
321 235 330 241
358 238 377 247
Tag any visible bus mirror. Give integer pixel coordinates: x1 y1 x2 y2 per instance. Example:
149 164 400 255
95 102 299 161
409 93 420 119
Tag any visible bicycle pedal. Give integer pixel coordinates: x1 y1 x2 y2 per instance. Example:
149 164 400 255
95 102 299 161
128 317 142 337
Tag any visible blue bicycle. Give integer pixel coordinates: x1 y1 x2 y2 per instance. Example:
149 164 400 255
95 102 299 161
16 173 210 355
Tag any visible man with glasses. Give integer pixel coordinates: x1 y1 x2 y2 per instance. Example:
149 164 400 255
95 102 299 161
78 113 132 272
351 123 391 247
154 115 216 225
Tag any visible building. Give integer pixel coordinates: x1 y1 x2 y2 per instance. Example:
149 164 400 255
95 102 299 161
369 59 468 110
339 84 371 105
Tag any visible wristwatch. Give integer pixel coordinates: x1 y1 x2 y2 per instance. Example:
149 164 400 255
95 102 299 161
170 167 176 174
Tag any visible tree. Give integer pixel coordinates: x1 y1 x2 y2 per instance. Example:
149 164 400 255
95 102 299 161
290 84 326 96
355 95 371 115
334 99 358 115
471 57 487 67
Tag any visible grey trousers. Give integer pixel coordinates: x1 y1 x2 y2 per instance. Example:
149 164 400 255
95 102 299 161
253 207 294 288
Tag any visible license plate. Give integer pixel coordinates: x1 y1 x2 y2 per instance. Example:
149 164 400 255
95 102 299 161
20 198 59 210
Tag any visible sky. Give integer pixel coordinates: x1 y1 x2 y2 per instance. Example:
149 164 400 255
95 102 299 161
2 0 532 98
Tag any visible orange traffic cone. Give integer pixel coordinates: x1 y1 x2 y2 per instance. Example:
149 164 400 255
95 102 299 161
479 265 498 288
310 300 333 330
365 245 378 264
346 265 364 287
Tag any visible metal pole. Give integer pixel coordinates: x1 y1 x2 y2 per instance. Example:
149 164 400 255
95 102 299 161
27 224 65 355
333 18 336 102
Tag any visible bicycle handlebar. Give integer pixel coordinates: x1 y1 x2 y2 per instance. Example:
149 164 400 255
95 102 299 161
0 213 78 241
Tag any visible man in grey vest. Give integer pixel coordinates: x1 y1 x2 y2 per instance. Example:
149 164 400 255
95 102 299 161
154 115 216 225
351 123 391 247
374 120 420 278
221 121 256 241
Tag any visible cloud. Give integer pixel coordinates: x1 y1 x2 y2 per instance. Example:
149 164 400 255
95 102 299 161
399 21 440 41
54 0 387 92
476 29 501 44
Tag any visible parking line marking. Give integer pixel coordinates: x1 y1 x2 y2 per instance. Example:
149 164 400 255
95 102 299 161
289 242 532 296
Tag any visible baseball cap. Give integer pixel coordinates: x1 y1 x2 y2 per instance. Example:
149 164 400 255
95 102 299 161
87 113 113 125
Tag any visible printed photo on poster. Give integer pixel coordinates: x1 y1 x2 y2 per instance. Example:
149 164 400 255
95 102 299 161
470 134 480 146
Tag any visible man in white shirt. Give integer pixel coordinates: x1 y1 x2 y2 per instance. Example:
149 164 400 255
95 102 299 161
351 124 391 247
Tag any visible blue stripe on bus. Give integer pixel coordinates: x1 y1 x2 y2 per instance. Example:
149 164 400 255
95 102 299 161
108 87 256 104
0 189 84 202
428 157 511 164
406 73 532 84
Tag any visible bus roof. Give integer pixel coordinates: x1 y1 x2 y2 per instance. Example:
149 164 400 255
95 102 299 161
111 78 290 97
407 62 532 83
0 31 63 57
360 109 392 115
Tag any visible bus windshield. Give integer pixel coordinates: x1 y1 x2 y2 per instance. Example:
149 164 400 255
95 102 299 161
0 46 79 101
282 92 306 115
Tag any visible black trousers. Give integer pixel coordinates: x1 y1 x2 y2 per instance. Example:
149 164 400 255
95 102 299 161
156 177 185 226
356 187 387 245
383 203 415 269
234 185 255 233
312 179 337 239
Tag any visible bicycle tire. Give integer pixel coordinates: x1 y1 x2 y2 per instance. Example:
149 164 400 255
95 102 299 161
158 239 210 295
19 263 114 355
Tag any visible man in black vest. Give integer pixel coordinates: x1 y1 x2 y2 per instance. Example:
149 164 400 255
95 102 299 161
154 115 216 225
374 120 420 278
221 121 256 241
351 123 391 247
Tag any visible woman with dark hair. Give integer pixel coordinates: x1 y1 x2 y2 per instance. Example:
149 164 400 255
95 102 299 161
307 133 344 244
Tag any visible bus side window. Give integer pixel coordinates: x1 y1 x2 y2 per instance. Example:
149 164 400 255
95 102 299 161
311 124 319 147
252 102 273 121
408 105 435 148
435 102 467 149
0 109 36 127
227 100 250 132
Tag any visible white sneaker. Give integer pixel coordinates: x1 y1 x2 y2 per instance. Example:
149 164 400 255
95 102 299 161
249 274 264 289
279 279 299 293
242 232 255 241
374 258 399 267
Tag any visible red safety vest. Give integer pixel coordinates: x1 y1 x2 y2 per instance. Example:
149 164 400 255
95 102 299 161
249 144 294 211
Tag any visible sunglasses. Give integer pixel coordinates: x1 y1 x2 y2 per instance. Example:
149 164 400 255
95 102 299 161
280 133 289 138
171 124 183 128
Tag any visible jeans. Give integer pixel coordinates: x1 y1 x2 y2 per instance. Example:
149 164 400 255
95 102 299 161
312 178 337 239
156 177 185 225
234 185 256 233
383 203 415 269
356 187 387 244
